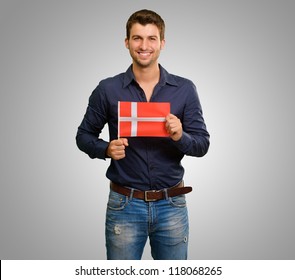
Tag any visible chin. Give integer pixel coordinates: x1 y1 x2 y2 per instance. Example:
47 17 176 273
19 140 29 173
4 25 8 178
135 59 155 68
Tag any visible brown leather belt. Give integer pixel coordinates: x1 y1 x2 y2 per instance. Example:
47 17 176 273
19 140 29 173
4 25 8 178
110 181 192 202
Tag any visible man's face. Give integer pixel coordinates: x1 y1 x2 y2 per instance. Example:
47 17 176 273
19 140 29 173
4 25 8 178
125 23 165 68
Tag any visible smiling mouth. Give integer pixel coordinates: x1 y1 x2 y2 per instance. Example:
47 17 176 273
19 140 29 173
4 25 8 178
137 52 152 57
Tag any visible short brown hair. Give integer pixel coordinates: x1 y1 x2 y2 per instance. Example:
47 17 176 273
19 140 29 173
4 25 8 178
126 9 165 40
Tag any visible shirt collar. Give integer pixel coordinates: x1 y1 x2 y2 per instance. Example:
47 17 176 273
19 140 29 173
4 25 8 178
123 64 178 88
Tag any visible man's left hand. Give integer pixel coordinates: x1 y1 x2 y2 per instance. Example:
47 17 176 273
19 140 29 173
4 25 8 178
165 113 183 141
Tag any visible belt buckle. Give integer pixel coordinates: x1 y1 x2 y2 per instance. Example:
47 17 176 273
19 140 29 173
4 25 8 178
144 190 157 202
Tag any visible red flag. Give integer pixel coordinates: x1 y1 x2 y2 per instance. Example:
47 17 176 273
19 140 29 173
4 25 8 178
118 101 170 137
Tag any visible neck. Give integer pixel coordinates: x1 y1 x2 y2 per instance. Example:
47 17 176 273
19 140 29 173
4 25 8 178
132 62 160 84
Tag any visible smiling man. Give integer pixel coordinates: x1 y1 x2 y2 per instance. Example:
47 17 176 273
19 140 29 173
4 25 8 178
76 9 210 260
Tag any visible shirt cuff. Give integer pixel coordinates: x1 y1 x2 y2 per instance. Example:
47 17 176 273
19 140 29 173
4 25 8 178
89 140 109 160
172 131 192 154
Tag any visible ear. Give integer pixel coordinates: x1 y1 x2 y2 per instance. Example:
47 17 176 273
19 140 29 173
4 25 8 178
125 38 129 49
160 39 166 50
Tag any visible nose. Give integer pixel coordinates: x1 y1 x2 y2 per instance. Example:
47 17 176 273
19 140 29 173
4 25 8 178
140 39 148 50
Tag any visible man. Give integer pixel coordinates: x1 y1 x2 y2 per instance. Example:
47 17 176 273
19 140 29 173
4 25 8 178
76 9 210 260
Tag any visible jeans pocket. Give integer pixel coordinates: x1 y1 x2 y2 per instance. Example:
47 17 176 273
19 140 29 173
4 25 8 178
168 194 187 208
107 190 129 210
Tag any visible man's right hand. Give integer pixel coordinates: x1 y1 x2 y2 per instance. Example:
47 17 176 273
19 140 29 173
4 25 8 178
106 138 129 160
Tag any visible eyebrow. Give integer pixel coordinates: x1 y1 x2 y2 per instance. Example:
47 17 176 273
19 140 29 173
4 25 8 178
131 35 159 39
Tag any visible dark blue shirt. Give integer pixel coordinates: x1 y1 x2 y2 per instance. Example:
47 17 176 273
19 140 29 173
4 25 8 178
76 65 210 191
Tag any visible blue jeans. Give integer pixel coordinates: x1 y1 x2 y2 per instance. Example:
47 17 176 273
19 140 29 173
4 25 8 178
105 188 189 260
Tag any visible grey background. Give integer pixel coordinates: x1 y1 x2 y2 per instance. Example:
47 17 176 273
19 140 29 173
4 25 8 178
0 0 294 259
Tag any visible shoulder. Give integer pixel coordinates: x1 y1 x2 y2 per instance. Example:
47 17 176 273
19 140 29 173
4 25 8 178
173 74 196 88
98 72 125 89
90 73 125 100
162 68 200 103
169 73 198 98
161 65 196 89
89 72 125 103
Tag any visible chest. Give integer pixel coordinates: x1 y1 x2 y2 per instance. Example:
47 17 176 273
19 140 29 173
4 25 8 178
106 81 187 118
139 82 157 102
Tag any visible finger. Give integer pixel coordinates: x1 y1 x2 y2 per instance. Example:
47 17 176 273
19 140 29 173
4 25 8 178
109 140 126 153
111 147 126 160
166 120 177 130
113 153 125 160
121 138 129 146
114 139 125 146
166 113 177 120
115 145 125 151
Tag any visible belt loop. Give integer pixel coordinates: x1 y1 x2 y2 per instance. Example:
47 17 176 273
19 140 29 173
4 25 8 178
129 188 134 200
163 188 169 200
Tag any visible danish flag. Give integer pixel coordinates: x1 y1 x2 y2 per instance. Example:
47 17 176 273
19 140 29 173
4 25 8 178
118 101 170 137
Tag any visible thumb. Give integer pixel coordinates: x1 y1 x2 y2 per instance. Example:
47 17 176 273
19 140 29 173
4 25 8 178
121 138 129 146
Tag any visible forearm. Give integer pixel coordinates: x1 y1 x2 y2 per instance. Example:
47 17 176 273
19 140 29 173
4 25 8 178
76 127 109 159
172 130 210 157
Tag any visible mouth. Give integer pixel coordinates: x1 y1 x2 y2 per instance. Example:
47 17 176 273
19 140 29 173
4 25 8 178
137 52 152 58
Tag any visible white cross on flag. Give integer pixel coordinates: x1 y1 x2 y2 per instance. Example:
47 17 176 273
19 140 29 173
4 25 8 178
118 101 170 137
